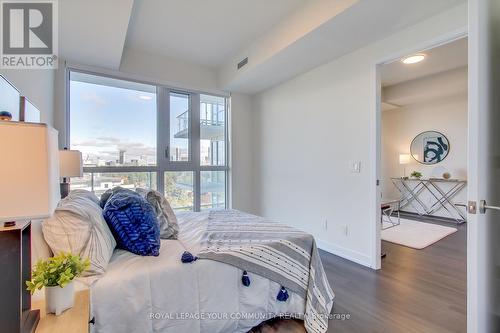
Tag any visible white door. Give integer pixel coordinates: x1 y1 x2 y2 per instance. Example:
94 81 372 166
468 0 500 332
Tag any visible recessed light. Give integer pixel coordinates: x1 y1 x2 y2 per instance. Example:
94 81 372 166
139 95 153 100
401 54 426 64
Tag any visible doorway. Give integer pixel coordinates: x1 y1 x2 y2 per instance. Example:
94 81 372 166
375 36 469 331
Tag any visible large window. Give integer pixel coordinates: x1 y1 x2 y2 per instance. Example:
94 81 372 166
70 72 157 167
200 94 225 166
169 92 190 162
69 71 229 211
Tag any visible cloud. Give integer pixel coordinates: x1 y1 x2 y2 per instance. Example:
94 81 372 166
81 92 108 106
72 136 156 161
96 136 121 144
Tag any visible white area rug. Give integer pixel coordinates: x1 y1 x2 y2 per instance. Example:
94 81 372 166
382 218 458 249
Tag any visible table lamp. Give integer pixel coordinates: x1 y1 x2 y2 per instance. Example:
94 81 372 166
0 122 60 333
0 122 60 227
59 149 83 199
399 153 411 178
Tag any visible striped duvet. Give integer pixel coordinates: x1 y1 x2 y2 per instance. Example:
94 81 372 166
179 210 334 333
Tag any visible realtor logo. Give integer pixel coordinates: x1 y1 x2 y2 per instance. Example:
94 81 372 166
1 0 58 69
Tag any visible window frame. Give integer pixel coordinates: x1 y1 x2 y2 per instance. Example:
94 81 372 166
66 68 230 212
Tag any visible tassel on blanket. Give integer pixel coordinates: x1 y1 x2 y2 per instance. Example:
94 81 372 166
276 286 289 302
242 271 251 287
181 251 198 263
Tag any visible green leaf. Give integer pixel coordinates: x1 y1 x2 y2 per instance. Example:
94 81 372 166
25 252 89 291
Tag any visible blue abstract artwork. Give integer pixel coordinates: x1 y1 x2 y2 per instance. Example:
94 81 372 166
423 136 449 163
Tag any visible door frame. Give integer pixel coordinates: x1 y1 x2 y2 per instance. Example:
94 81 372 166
372 29 468 270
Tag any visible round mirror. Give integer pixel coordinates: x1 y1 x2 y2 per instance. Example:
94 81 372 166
410 131 450 165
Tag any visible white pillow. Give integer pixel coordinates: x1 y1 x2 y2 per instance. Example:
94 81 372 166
31 219 53 263
42 190 116 276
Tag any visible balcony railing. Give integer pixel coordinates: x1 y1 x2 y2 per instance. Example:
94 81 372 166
177 110 189 133
175 110 225 139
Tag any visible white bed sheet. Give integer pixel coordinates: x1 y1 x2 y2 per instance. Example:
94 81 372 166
88 213 306 333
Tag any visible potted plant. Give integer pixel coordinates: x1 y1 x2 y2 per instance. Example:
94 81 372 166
410 171 423 179
26 252 89 315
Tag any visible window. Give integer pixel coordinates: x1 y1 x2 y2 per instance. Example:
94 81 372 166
70 72 157 167
200 94 226 166
201 171 226 210
69 71 229 211
72 172 157 198
164 171 194 211
169 92 190 162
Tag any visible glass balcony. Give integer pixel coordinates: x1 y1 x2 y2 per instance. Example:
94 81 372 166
174 109 225 140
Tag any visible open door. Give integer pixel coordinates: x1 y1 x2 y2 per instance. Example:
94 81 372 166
468 0 500 331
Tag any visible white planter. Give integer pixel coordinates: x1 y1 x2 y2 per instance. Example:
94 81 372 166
45 281 75 315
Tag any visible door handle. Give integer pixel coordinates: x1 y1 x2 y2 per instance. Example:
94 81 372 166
479 200 500 214
165 146 170 159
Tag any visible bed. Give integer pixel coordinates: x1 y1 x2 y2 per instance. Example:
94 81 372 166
89 236 306 332
34 209 334 333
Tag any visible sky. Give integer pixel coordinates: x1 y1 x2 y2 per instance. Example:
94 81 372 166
70 80 189 165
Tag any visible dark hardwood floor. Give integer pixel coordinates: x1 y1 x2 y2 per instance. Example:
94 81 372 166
324 221 467 333
249 220 466 333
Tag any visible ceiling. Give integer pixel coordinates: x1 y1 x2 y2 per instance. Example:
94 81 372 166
381 38 468 110
382 66 467 109
58 0 467 93
125 0 305 68
59 0 134 69
381 37 468 87
220 0 467 93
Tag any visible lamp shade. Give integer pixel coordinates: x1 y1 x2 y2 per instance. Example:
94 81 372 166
399 154 411 165
59 150 83 177
0 122 60 222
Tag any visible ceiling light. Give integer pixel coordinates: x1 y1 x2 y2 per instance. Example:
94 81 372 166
138 95 152 100
401 54 426 64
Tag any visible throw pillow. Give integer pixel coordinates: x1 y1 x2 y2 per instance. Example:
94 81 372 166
102 188 160 256
136 188 179 239
42 190 116 276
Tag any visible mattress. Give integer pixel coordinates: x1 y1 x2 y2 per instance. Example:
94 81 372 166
87 212 306 333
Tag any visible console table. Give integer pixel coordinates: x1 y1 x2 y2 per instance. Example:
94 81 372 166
381 198 400 230
391 178 467 223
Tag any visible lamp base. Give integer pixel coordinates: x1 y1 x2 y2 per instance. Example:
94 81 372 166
60 182 70 199
3 221 16 227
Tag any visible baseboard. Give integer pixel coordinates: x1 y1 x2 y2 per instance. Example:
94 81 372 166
316 239 373 268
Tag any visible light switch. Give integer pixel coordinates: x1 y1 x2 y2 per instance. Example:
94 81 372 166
350 161 361 173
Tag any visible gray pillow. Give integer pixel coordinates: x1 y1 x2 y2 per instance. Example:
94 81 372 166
136 188 179 239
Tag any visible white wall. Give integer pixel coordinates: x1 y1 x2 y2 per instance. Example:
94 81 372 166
53 60 67 146
381 67 468 201
230 93 256 213
381 94 468 215
0 69 55 126
252 4 467 268
120 48 219 94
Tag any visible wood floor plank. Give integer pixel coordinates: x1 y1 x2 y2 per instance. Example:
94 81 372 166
324 222 466 333
250 221 466 333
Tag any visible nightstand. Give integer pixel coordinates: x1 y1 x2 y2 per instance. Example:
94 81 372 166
0 220 39 333
31 289 90 333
